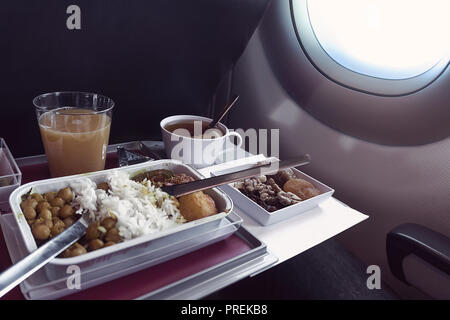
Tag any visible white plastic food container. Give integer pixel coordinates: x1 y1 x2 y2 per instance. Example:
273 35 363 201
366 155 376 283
9 160 233 281
217 161 334 226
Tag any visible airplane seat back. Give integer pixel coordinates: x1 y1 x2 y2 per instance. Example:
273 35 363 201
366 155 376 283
0 0 270 157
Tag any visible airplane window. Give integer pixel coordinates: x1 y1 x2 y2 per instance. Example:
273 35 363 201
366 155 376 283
307 0 448 80
292 0 450 95
258 0 450 144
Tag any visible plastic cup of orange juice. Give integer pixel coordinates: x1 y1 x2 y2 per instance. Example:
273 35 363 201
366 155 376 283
33 92 114 177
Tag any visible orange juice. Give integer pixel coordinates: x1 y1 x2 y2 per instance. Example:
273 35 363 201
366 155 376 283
39 108 111 177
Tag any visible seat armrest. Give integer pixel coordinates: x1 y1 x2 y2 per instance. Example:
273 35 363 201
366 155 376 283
386 223 450 284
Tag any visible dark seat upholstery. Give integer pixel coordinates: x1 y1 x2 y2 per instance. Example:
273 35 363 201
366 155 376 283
0 0 269 157
206 239 398 300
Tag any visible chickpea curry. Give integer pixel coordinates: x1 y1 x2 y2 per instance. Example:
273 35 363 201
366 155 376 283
19 169 219 258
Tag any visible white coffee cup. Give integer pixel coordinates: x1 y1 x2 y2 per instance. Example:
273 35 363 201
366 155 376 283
160 115 243 168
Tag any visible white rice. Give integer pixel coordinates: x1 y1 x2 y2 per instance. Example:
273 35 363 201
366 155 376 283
69 170 185 240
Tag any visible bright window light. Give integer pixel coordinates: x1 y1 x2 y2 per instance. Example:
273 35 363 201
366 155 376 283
307 0 449 79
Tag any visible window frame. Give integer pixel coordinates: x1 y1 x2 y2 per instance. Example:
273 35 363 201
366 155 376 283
257 0 450 146
291 0 449 96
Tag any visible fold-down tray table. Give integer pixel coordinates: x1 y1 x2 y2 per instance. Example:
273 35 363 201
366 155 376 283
0 140 367 299
0 141 277 300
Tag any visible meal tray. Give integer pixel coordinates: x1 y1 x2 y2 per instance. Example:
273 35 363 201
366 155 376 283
0 141 277 299
0 210 244 300
0 138 22 212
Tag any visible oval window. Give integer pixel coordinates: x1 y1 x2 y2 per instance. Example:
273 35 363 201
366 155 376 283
307 0 448 79
292 0 450 94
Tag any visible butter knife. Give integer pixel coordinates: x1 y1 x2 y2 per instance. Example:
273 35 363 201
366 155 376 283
161 154 311 197
0 212 89 298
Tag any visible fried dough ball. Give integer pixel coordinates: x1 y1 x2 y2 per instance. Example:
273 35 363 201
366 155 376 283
283 178 321 200
178 191 218 222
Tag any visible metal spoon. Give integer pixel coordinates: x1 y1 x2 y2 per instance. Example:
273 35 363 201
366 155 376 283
207 95 239 130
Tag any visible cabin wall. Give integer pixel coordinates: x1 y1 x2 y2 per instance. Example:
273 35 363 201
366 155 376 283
228 21 449 299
